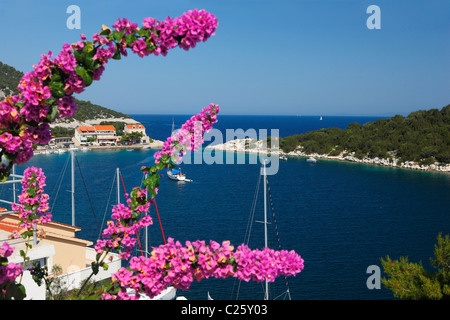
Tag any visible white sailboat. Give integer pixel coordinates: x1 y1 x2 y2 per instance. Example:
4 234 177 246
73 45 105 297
230 160 292 300
167 118 191 182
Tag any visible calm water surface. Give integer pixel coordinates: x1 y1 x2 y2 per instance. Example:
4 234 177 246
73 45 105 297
2 115 449 300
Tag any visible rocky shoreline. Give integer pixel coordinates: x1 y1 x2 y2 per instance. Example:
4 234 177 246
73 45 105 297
35 139 163 155
50 116 138 129
206 138 450 173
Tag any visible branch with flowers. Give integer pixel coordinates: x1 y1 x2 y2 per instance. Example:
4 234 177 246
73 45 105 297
82 103 304 300
0 167 50 300
0 9 219 181
0 10 305 300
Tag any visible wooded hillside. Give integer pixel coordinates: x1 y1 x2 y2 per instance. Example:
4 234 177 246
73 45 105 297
280 105 450 164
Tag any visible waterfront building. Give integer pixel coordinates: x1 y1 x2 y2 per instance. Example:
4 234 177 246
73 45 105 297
93 125 118 145
49 136 74 147
124 123 150 144
74 126 96 145
74 125 118 145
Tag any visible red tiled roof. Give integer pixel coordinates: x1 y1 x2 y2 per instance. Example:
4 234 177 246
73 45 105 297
77 126 95 134
0 221 21 233
126 124 145 129
94 125 116 131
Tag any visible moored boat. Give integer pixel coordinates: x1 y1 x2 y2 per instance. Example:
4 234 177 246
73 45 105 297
167 169 186 181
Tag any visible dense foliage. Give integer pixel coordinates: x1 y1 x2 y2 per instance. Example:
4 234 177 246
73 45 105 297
0 62 23 96
280 105 450 164
381 233 450 300
50 126 75 137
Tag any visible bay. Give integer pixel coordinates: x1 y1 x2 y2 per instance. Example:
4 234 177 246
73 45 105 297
2 115 449 300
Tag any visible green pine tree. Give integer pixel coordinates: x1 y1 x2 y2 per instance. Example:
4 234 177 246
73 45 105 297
381 233 450 300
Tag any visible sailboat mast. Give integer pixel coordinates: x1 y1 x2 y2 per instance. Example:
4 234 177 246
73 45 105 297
71 150 75 226
116 168 120 204
263 159 269 300
145 173 149 258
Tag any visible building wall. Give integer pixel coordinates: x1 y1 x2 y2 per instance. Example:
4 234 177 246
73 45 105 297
124 124 150 144
0 214 92 275
43 237 91 274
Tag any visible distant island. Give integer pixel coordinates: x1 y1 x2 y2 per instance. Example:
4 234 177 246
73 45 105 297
208 105 450 173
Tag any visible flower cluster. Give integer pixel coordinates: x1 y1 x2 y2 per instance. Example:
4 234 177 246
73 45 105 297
154 103 220 165
0 9 218 180
0 242 23 286
0 9 306 300
103 238 304 300
94 187 152 260
95 105 304 300
11 167 52 233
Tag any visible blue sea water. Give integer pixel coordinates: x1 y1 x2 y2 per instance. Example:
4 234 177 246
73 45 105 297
2 115 449 300
129 114 384 142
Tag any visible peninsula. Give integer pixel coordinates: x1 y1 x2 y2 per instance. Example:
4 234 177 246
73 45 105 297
208 105 450 173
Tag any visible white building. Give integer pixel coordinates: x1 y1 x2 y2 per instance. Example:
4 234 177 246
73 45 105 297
74 126 97 145
93 125 118 145
124 123 150 144
74 125 118 145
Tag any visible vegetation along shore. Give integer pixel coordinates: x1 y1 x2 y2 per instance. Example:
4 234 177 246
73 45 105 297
208 105 450 173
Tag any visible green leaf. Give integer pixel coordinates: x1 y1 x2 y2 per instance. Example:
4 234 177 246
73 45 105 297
49 80 65 99
112 45 121 60
112 30 124 42
138 28 149 38
156 162 164 171
83 41 95 54
74 49 84 64
75 66 93 87
12 284 26 300
148 189 157 199
47 103 59 122
91 261 99 275
125 33 137 46
100 28 111 36
144 173 160 190
84 54 95 70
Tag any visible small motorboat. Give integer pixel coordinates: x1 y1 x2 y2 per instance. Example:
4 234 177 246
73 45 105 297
306 157 317 163
167 169 186 181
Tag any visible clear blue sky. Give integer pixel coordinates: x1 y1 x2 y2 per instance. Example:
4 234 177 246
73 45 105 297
0 0 448 116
